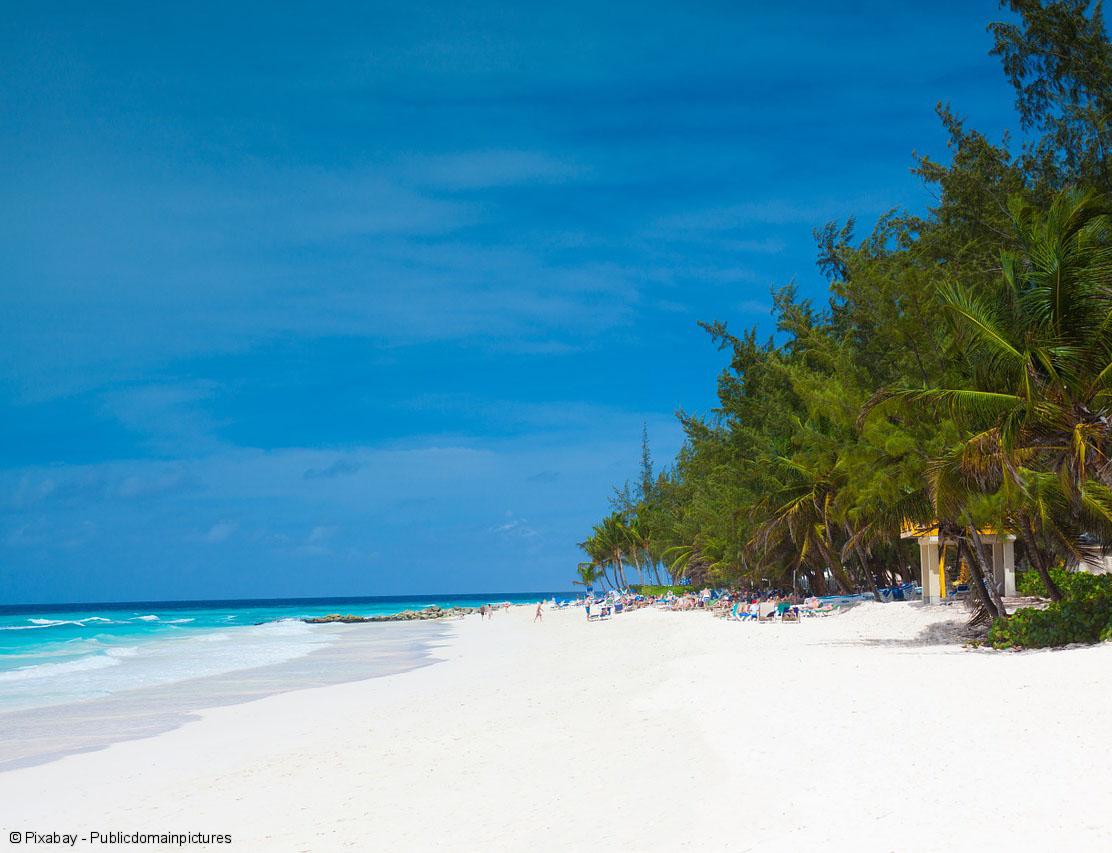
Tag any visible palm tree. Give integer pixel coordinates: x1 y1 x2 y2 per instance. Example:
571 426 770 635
595 513 632 589
623 515 662 585
884 188 1112 600
577 532 614 589
928 446 1013 618
574 561 603 590
752 453 862 596
662 538 710 587
578 513 638 590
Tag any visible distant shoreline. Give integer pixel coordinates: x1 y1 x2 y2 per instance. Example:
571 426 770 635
0 593 570 718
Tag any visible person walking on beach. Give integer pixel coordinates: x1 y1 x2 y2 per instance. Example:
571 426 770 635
534 601 543 622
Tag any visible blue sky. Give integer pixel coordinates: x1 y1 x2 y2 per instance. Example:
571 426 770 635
2 1 1018 603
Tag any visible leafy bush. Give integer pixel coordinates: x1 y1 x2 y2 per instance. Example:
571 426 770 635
1015 567 1112 598
629 584 691 597
1016 570 1046 596
989 570 1112 649
1056 570 1112 599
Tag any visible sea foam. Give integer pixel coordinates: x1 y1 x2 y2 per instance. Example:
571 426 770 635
0 654 120 682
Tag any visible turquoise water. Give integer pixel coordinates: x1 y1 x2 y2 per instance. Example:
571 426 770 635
0 593 565 712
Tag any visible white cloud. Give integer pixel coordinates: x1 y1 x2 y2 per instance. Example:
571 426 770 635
100 381 224 455
203 521 238 544
489 511 539 539
0 410 686 601
405 149 588 189
307 525 337 543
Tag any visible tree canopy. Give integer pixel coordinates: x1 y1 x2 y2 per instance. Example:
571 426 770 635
574 2 1112 624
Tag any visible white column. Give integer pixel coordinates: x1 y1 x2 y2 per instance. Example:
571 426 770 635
992 540 1006 597
921 539 940 604
1003 539 1016 597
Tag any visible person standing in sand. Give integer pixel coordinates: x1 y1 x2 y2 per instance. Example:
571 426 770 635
534 601 543 622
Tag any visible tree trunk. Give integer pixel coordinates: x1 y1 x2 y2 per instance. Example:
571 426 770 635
967 523 1008 618
853 541 883 602
1018 514 1063 601
844 523 882 601
810 566 826 596
831 563 855 594
815 534 854 593
956 537 998 620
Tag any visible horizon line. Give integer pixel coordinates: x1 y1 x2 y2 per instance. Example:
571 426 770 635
0 589 578 612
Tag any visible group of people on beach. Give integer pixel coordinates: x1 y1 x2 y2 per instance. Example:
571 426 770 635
658 588 838 620
472 600 548 622
719 592 836 621
480 589 837 625
538 586 842 624
581 592 654 621
477 602 510 620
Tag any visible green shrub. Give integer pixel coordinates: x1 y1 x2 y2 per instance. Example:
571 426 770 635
1056 570 1112 598
1016 570 1045 596
989 571 1112 649
1015 567 1112 598
629 584 691 597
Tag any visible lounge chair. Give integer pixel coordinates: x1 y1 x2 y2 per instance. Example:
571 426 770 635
757 602 777 622
726 602 751 621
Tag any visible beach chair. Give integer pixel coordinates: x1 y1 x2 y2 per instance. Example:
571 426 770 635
757 602 777 622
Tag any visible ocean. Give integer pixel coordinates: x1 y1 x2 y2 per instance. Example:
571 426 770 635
0 593 566 714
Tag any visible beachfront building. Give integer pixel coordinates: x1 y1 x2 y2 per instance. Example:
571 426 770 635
901 524 1016 604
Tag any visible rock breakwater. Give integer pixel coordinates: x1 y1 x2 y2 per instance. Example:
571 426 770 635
303 605 475 624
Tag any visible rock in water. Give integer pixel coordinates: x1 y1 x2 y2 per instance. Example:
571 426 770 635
303 605 475 624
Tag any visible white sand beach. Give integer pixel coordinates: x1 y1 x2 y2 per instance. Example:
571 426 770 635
3 602 1111 852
